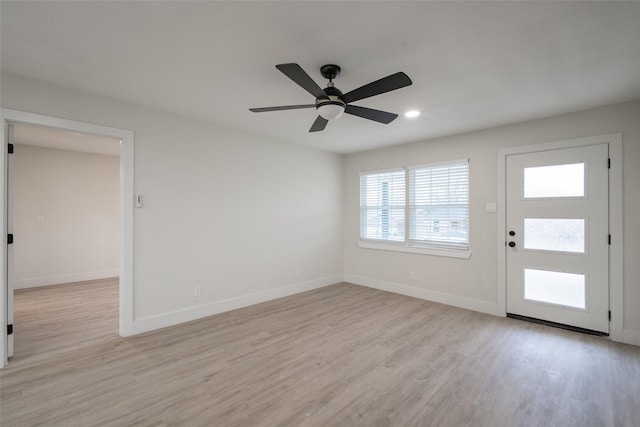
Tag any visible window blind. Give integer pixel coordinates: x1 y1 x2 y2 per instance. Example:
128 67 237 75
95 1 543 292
408 161 469 249
360 170 406 242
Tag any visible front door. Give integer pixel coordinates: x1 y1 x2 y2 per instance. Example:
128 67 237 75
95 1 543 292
506 143 609 333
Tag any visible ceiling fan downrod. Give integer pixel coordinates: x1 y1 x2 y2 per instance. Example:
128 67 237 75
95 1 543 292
317 67 346 120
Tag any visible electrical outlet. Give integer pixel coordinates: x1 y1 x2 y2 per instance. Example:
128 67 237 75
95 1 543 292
194 286 201 297
295 267 302 277
409 271 416 280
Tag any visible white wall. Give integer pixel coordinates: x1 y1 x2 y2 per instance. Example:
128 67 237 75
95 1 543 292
1 72 344 332
12 144 120 289
4 71 638 344
344 100 640 342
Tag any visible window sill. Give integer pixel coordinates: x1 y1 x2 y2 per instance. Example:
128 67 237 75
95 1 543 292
358 240 472 259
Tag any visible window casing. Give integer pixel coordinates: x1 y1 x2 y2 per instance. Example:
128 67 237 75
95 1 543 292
360 160 469 255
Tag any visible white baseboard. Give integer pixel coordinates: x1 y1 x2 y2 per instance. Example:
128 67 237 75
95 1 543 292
13 269 120 289
132 274 343 335
344 274 500 316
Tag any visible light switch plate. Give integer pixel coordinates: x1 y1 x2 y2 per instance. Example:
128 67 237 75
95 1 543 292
486 202 497 213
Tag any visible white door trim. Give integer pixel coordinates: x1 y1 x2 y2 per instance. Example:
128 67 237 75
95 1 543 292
0 109 135 368
497 133 623 342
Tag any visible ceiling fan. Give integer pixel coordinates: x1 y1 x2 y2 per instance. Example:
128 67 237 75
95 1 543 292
249 63 412 132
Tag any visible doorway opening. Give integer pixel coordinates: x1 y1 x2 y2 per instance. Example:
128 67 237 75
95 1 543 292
1 109 135 368
10 124 121 364
497 133 623 341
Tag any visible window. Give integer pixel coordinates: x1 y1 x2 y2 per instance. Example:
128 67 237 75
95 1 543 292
524 163 585 198
409 161 469 250
360 169 405 242
360 160 469 255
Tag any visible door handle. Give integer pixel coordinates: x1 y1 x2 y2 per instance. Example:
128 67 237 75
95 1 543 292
508 241 516 248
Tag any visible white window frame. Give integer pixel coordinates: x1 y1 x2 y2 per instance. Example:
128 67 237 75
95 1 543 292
359 159 471 259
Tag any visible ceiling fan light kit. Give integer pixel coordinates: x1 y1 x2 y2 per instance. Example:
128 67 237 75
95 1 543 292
317 102 345 120
249 63 412 132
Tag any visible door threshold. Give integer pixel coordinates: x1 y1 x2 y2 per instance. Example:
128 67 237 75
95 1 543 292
507 313 609 337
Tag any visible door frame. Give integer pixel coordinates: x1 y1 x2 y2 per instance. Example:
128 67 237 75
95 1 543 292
497 133 623 341
0 109 135 368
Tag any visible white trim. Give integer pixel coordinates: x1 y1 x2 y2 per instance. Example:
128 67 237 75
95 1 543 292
497 148 507 319
406 157 469 170
608 134 624 343
132 275 342 334
0 109 135 368
497 133 624 342
358 240 471 259
1 120 7 368
13 269 119 290
345 274 499 316
359 167 404 176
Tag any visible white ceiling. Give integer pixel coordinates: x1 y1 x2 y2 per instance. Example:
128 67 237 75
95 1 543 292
2 1 640 154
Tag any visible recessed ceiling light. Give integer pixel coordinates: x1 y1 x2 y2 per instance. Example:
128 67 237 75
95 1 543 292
405 110 420 118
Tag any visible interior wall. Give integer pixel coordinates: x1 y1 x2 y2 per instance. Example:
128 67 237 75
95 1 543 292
13 144 120 288
1 72 344 331
343 100 640 341
5 71 637 343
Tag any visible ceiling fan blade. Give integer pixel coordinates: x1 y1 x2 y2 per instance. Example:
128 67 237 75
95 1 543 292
249 104 315 113
309 116 328 132
276 63 326 99
343 72 412 104
345 105 398 124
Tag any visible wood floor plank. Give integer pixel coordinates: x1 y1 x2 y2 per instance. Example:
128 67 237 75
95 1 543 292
1 281 639 426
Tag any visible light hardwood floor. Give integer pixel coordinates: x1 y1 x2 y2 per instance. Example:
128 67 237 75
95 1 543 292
1 281 639 427
7 278 119 367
